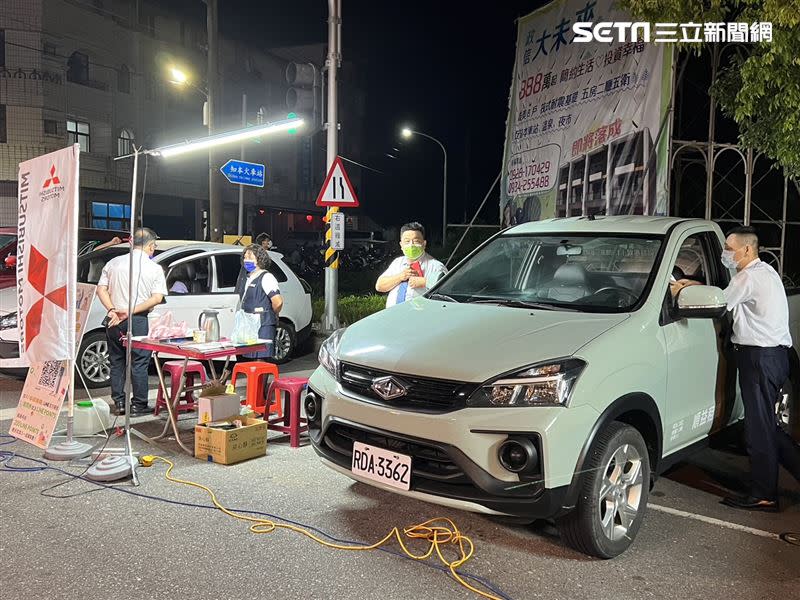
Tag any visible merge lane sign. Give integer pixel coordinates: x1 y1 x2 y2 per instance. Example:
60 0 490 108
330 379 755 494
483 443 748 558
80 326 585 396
315 156 360 207
221 159 265 187
331 212 345 250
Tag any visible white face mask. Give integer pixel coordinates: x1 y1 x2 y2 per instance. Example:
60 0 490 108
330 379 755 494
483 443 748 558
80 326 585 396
721 249 738 269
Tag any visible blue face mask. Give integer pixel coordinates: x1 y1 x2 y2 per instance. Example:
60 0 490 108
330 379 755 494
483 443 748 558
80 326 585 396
243 260 257 273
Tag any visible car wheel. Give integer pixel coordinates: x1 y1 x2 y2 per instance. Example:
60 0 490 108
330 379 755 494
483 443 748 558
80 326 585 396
77 330 111 389
556 422 650 558
778 375 799 441
272 320 296 364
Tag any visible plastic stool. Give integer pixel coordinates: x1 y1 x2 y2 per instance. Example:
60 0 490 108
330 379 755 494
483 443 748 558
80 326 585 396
230 362 280 416
267 377 309 448
154 360 207 416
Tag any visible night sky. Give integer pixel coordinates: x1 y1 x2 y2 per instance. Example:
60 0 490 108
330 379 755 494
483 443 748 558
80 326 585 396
219 0 546 239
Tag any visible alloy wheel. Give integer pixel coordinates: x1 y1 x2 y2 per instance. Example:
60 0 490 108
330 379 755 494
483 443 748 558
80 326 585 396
597 443 644 542
81 340 110 385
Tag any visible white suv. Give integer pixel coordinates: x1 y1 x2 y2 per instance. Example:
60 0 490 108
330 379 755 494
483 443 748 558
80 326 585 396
0 241 313 387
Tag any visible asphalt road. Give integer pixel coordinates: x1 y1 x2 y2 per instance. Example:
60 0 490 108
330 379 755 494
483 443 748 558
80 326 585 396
1 352 798 600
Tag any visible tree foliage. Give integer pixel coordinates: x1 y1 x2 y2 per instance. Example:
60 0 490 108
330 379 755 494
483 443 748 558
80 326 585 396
621 0 800 177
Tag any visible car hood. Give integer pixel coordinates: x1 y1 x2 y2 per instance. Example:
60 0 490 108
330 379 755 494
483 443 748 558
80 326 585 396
337 297 629 382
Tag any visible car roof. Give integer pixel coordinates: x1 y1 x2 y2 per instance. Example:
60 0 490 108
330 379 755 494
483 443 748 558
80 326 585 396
505 216 713 236
100 240 284 258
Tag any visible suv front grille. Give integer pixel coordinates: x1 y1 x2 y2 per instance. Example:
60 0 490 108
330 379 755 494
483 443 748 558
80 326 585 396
339 362 477 412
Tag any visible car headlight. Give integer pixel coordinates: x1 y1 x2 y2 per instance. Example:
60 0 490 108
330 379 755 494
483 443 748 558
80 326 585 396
468 359 586 407
0 312 18 331
318 328 346 377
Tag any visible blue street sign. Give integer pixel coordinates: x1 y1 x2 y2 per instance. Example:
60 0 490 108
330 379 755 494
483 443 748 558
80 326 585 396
220 159 266 187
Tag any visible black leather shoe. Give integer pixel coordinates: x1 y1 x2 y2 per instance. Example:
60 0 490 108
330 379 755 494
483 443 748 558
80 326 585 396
721 495 778 512
114 405 126 416
130 405 154 416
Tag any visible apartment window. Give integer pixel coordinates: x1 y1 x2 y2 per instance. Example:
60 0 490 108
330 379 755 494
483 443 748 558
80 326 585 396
1 31 5 67
117 128 134 156
67 119 90 152
43 41 57 56
92 202 131 230
0 105 7 144
67 51 89 83
118 64 130 93
44 119 59 136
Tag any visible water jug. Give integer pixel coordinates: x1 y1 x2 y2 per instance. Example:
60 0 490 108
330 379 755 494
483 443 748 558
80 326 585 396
74 400 111 436
198 309 220 342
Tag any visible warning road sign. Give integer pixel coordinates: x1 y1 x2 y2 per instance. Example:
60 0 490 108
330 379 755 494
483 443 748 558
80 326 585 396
316 156 360 207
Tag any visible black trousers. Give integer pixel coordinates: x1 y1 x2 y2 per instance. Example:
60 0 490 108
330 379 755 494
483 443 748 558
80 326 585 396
735 345 800 499
107 315 151 409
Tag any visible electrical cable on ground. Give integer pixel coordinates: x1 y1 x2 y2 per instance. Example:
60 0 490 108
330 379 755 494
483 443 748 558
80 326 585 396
0 439 513 600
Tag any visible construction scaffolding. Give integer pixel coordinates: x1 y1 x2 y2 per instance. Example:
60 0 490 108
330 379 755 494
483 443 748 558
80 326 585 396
669 45 799 284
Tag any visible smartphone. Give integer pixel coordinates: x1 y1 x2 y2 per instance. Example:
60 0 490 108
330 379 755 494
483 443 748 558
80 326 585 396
101 315 111 327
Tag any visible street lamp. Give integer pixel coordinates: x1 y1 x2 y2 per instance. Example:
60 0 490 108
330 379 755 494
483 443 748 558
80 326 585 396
94 116 304 483
400 126 447 246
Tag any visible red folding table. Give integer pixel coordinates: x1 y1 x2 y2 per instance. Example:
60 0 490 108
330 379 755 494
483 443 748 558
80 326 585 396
127 337 269 454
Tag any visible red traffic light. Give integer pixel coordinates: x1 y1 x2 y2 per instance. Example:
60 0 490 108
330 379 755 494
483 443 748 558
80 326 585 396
306 214 313 223
258 208 265 216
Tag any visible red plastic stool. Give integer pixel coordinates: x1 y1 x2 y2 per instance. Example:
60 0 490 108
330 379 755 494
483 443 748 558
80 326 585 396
230 362 280 417
154 360 207 416
267 377 309 448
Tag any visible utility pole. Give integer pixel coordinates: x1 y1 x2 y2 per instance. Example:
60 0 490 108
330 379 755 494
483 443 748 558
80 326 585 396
322 0 341 332
237 93 246 236
207 0 222 241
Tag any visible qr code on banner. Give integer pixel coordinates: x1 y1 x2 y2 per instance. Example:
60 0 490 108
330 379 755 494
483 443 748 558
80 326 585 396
38 361 62 390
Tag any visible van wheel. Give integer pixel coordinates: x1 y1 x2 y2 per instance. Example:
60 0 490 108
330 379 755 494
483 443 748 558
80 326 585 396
556 422 650 558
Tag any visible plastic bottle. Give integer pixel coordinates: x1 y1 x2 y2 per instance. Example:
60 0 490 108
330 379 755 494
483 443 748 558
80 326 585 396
74 400 111 435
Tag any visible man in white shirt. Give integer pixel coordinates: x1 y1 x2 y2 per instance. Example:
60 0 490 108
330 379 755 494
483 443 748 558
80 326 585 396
97 228 168 416
376 222 447 308
710 227 799 511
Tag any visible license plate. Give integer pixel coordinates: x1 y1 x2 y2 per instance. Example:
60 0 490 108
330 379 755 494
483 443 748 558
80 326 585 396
351 441 412 491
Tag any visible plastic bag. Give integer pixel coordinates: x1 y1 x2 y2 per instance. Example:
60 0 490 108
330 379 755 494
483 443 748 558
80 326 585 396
231 310 260 345
147 310 191 339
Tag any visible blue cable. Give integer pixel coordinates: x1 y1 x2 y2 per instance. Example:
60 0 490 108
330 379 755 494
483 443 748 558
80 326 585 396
0 442 514 600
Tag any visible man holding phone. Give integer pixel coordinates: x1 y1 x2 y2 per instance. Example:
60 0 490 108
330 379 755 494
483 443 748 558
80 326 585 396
375 222 447 308
96 228 167 416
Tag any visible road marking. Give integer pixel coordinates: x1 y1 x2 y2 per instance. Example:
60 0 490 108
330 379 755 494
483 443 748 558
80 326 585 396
649 503 782 540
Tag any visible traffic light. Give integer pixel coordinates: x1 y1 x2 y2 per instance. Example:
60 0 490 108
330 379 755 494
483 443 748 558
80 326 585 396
285 62 320 131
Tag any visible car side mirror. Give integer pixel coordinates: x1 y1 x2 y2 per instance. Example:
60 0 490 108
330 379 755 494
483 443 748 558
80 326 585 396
676 285 727 319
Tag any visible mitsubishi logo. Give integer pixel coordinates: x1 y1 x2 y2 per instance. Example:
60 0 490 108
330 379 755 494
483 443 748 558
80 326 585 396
43 165 61 189
371 376 408 401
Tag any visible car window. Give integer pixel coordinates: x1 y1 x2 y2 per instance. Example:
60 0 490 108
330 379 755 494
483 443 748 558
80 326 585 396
78 248 128 284
436 234 663 312
215 253 242 289
672 235 709 284
268 259 288 283
166 256 212 295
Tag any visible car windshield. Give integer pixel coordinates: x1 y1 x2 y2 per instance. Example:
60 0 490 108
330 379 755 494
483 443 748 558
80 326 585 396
434 234 663 312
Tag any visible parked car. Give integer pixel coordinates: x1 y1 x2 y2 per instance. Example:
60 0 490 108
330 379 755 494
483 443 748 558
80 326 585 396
0 241 312 387
305 216 800 558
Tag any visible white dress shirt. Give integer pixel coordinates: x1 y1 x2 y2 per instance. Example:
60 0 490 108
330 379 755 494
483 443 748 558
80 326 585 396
723 259 792 347
379 253 448 308
98 249 168 313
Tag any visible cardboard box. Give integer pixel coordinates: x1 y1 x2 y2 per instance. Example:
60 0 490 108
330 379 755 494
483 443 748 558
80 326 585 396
197 394 241 425
194 416 267 465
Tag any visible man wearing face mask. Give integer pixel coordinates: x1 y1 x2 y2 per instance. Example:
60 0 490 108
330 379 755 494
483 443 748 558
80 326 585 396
96 228 167 416
676 227 800 511
376 222 447 308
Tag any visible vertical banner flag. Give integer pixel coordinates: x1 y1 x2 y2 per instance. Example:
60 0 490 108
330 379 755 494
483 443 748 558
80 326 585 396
500 0 673 225
9 283 96 449
16 145 79 362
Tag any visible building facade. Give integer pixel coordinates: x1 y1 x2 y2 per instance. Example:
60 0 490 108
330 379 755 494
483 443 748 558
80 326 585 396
0 0 366 243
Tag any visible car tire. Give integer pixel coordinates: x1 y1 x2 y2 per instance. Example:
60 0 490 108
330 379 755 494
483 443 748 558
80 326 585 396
556 422 650 558
779 347 800 441
77 330 111 389
271 320 296 365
